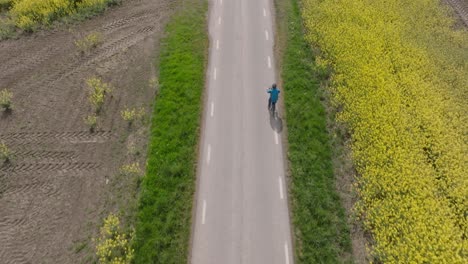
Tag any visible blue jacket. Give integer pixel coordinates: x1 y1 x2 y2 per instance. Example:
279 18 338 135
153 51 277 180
267 88 280 102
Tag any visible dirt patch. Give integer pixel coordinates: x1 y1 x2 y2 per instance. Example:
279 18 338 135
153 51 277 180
0 0 174 262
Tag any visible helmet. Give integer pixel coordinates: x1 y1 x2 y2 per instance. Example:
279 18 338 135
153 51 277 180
272 83 277 89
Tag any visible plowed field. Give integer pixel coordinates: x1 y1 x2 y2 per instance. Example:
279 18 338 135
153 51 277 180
0 0 173 262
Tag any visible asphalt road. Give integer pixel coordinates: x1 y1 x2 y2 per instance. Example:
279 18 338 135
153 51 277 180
191 0 293 263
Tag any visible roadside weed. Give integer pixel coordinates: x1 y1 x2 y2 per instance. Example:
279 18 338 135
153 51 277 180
84 114 98 132
75 32 103 54
94 213 134 264
86 77 111 113
16 15 35 32
120 162 142 177
149 77 159 90
0 89 13 111
121 107 145 126
0 142 11 163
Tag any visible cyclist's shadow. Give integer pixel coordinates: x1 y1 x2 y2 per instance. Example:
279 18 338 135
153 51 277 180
269 111 283 133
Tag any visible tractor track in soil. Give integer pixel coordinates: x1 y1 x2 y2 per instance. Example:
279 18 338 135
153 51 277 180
0 162 102 173
0 130 112 143
0 0 174 262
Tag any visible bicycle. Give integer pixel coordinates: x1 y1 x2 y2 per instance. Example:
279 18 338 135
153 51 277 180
268 99 278 118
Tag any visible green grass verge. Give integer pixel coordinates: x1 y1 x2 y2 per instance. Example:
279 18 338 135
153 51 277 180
275 0 353 262
132 0 208 263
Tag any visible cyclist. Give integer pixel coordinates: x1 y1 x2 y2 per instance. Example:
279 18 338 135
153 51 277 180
267 83 280 112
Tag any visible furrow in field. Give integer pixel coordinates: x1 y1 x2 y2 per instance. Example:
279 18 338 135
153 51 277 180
0 130 112 144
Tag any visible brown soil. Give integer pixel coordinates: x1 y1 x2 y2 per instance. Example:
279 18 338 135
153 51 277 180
0 0 174 262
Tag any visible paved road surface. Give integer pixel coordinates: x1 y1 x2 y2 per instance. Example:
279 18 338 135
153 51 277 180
191 0 294 263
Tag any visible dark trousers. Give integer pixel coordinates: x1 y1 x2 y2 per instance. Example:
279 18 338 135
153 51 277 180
268 98 276 110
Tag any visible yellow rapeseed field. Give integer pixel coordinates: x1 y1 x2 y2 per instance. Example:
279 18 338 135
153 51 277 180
302 0 467 262
7 0 112 31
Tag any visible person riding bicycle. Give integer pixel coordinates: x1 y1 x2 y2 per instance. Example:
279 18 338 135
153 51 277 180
267 83 280 111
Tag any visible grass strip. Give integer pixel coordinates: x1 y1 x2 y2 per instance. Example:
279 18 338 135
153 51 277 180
274 0 353 262
132 0 208 263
